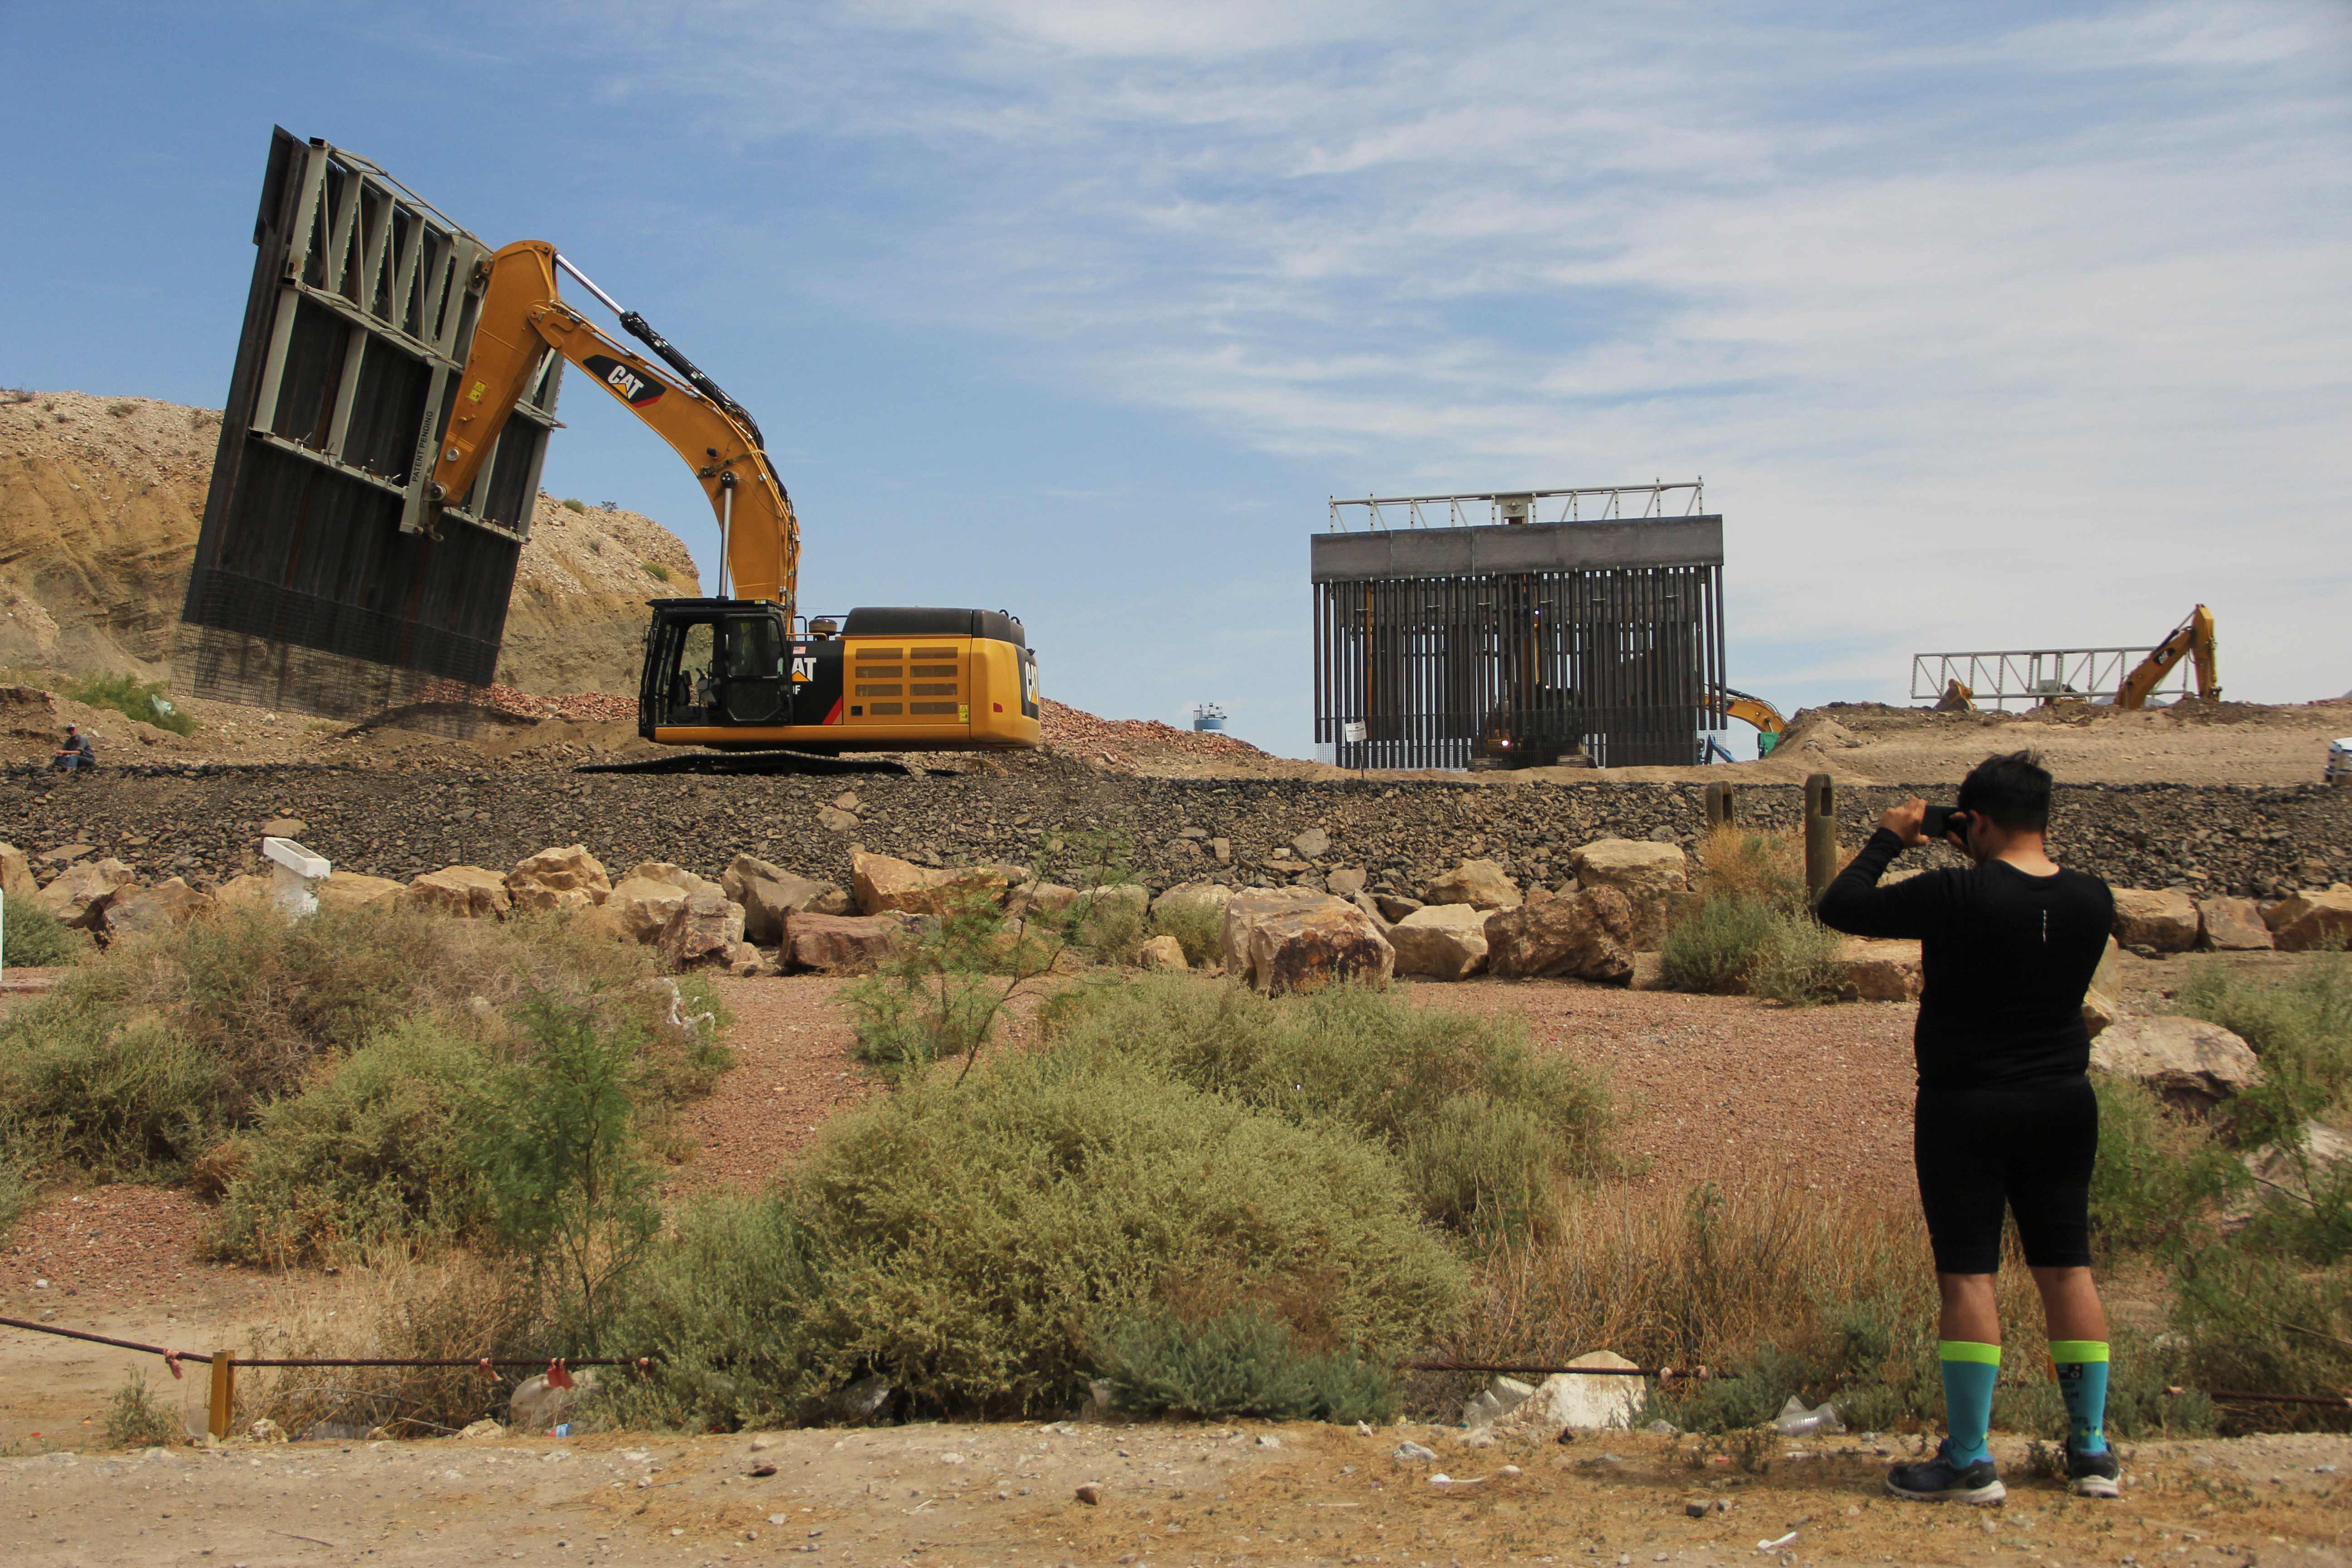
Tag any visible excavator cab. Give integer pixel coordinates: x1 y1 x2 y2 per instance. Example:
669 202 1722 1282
641 600 824 740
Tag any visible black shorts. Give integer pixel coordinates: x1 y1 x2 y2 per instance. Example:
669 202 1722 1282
1913 1075 2097 1274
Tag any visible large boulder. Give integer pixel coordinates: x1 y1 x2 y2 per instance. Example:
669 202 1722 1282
400 866 512 920
2090 1015 2261 1111
1422 859 1521 911
1220 886 1330 975
507 845 612 914
1521 1351 1645 1431
1387 904 1490 981
608 875 693 943
852 852 1023 916
658 887 747 969
622 862 722 896
2082 936 2125 1040
35 857 137 929
1568 839 1689 949
100 877 215 939
0 843 37 904
2196 897 2273 952
2111 888 2201 954
721 853 847 942
2267 884 2352 953
1151 880 1232 925
1833 937 1922 1003
783 911 913 974
314 870 405 912
1008 881 1081 920
1137 934 1189 972
1241 898 1393 996
1483 887 1636 984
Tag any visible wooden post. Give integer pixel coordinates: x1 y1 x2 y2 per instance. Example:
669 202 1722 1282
1703 781 1736 831
1804 773 1837 903
208 1350 235 1440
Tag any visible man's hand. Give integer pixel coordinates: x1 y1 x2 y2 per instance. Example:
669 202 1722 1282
1882 796 1929 848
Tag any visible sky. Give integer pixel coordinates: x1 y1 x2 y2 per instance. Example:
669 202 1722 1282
3 0 2347 757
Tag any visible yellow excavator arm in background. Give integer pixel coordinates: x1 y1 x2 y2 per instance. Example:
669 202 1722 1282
427 241 801 613
1713 685 1785 736
2117 604 2219 710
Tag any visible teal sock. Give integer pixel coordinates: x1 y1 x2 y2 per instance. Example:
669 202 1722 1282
1939 1340 2000 1465
2052 1340 2110 1453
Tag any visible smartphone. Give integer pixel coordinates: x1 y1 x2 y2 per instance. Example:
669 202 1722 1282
1921 804 1970 841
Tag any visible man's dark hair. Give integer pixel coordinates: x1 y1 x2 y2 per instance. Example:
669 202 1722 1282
1956 750 2052 831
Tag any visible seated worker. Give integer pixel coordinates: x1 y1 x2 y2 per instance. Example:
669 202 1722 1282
48 723 95 773
1816 750 2120 1505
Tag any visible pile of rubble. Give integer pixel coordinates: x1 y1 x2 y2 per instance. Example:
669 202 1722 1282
1039 698 1269 769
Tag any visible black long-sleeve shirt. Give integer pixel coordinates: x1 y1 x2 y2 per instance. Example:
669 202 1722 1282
1816 828 2113 1088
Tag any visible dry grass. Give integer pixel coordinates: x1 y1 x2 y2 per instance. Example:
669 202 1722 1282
232 1247 551 1438
1694 825 1811 912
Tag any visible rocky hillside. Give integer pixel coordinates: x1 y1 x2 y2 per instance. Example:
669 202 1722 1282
497 493 700 694
0 388 698 694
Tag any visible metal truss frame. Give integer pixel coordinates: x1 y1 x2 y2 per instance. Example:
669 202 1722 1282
1327 481 1705 533
1910 647 2192 709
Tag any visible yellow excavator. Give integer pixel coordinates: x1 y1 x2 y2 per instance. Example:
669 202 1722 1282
2117 604 2219 709
1715 685 1786 756
429 241 1041 755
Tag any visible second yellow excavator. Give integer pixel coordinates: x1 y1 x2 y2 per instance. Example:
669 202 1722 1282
2117 604 2219 710
429 242 1041 755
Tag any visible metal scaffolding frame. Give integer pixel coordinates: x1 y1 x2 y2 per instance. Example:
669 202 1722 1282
1312 506 1725 770
1328 480 1705 534
1910 646 2192 710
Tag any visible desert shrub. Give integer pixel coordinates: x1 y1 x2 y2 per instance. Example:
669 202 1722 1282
103 1370 178 1448
1696 826 1810 913
106 401 136 418
2086 1073 2244 1260
2177 954 2352 1121
1041 976 1610 1236
62 671 196 735
560 496 586 513
643 560 671 582
608 1192 830 1430
1659 895 1842 1003
477 999 663 1349
778 1048 1466 1415
0 905 720 1204
2 902 87 967
1149 897 1223 967
847 891 1061 1075
0 1017 230 1177
2170 1247 2352 1431
1744 912 1846 1006
1658 896 1781 994
205 1019 500 1265
1091 1305 1400 1423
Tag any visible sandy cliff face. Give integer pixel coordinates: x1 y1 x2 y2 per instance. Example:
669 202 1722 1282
0 388 698 694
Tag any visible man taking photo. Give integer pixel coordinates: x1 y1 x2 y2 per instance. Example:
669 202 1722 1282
1817 750 2120 1504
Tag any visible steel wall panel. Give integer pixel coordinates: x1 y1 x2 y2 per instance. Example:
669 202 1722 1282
1310 519 1725 769
180 127 561 711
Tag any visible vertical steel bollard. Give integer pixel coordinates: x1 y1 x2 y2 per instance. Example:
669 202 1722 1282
1804 774 1837 903
209 1350 235 1440
1704 781 1736 831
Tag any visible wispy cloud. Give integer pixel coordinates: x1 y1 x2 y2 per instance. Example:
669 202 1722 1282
565 0 2351 708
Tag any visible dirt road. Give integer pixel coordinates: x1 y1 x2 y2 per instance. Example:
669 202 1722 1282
5 1418 2346 1568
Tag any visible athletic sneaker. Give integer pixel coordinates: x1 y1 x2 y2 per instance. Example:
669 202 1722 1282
2065 1439 2121 1498
1885 1439 2009 1504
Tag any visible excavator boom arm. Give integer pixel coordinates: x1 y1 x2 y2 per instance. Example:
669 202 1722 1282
429 241 800 613
2117 604 2219 710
